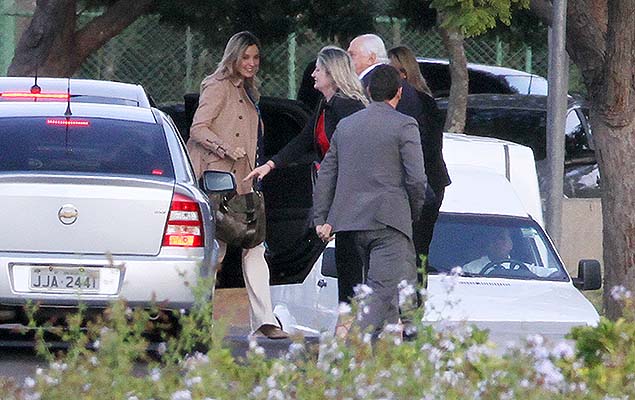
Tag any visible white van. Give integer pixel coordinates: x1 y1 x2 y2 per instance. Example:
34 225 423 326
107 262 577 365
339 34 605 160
270 133 601 341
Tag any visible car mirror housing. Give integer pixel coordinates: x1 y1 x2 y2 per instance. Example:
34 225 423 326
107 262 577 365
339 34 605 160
573 259 602 291
202 170 236 194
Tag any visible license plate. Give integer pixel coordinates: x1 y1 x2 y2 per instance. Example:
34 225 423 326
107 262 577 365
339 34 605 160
30 266 100 292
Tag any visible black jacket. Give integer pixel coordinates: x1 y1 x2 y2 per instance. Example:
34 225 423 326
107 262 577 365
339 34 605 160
400 85 451 193
271 94 366 168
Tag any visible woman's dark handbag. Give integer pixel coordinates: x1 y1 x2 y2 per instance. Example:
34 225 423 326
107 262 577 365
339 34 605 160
211 190 266 249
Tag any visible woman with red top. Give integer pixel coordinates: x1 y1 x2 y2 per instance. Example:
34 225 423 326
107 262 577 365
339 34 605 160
245 46 368 307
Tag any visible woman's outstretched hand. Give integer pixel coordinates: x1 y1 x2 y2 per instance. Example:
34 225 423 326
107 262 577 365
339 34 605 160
244 160 275 181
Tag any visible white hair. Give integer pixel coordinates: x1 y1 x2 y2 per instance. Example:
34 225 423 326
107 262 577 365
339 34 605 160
356 34 388 63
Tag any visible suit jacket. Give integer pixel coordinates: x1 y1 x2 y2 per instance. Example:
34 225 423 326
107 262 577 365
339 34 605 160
312 102 428 239
270 93 365 167
186 73 260 194
397 84 451 193
362 65 451 193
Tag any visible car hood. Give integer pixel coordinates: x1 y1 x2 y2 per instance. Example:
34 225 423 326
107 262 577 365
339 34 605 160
423 275 599 328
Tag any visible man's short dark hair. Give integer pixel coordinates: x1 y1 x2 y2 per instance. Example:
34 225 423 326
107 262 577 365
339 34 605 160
368 65 401 101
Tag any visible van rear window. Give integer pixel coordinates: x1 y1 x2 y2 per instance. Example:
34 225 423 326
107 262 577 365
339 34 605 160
0 117 174 178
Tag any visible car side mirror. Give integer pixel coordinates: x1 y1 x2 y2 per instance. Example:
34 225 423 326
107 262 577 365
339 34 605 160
572 259 602 291
201 170 236 194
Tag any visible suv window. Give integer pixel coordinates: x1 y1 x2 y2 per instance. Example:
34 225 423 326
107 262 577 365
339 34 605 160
0 117 174 178
463 108 548 160
565 110 594 161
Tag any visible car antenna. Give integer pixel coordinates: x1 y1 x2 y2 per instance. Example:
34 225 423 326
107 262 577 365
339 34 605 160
30 61 41 99
64 77 72 117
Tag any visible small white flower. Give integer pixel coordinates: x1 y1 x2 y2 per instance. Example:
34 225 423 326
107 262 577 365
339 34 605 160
92 339 101 350
23 376 36 388
151 368 161 382
353 284 373 298
610 285 632 301
44 376 59 386
185 376 202 387
171 390 192 400
157 342 167 355
450 266 463 276
90 356 99 366
83 383 91 392
337 302 352 315
180 308 187 315
35 368 43 376
551 341 575 359
128 396 139 400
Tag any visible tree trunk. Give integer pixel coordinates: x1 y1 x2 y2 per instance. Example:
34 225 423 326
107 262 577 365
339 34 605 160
439 25 468 133
7 0 154 77
529 0 635 318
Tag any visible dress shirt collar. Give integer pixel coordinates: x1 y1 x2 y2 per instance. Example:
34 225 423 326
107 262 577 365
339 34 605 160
358 63 383 80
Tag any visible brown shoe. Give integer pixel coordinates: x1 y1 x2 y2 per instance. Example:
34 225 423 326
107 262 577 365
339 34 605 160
258 324 289 339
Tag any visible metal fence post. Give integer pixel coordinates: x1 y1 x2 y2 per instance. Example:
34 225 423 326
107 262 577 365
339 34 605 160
545 0 568 247
287 32 297 100
495 36 503 66
0 0 16 76
525 46 532 73
185 26 193 93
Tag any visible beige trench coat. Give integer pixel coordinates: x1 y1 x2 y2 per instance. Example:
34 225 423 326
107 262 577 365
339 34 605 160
187 73 261 194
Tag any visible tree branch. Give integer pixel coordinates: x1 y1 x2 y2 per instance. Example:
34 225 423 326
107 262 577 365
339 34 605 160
72 0 155 69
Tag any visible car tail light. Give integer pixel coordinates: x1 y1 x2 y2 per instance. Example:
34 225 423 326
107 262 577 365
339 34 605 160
0 92 69 100
46 118 90 127
162 193 203 247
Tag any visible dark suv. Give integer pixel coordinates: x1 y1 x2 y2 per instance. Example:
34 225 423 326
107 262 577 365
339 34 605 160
436 94 598 198
417 58 549 98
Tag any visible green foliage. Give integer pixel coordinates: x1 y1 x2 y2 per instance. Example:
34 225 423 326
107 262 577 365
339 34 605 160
430 0 530 37
8 281 635 398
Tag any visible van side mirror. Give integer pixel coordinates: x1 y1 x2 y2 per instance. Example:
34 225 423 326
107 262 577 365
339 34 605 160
572 259 602 291
201 170 236 194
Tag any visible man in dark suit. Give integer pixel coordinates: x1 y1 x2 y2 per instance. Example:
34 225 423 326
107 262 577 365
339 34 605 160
312 65 427 337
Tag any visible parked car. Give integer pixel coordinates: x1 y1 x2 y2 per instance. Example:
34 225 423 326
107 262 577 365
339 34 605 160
417 58 549 98
0 82 231 331
436 94 599 198
0 77 154 107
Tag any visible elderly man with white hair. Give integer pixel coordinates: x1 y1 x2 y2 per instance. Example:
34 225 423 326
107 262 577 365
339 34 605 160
347 33 389 84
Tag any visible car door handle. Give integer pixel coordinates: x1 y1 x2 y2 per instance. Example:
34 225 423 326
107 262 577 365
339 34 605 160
317 279 327 288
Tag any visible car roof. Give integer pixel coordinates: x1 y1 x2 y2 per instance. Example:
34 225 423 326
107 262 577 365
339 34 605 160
436 93 587 111
0 77 152 108
417 57 543 78
0 101 158 124
440 165 529 218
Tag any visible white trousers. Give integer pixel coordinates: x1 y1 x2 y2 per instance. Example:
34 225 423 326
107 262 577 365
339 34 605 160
217 241 278 333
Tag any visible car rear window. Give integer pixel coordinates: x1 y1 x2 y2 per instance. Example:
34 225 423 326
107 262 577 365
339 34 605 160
0 117 174 178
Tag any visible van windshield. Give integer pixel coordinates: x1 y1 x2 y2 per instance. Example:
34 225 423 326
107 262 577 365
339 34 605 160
0 117 174 179
427 213 568 281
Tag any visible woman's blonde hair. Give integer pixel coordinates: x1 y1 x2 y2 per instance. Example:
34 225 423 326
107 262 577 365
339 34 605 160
388 46 432 97
214 31 261 99
316 46 369 105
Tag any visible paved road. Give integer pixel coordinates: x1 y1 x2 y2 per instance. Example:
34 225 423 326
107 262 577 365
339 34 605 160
0 328 319 384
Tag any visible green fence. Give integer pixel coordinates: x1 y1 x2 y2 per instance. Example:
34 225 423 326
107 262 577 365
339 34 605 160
1 1 549 105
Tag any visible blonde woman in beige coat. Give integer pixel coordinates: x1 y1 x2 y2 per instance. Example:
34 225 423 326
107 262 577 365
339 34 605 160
187 31 287 339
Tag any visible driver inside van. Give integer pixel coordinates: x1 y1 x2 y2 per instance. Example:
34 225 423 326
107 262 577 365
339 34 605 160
462 227 514 274
462 227 558 277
